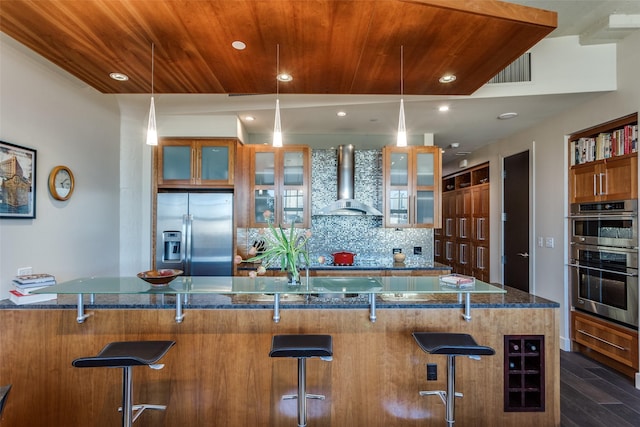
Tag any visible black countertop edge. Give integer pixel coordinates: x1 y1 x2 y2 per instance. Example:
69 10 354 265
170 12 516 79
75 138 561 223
0 287 560 310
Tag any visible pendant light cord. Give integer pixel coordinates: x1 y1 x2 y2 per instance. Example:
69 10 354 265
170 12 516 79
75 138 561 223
151 43 155 96
276 44 280 97
400 45 404 97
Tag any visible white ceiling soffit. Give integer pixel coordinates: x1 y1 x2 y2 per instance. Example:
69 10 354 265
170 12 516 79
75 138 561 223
580 14 640 45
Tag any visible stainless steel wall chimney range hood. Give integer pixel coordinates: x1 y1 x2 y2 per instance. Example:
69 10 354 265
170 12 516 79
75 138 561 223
316 144 383 216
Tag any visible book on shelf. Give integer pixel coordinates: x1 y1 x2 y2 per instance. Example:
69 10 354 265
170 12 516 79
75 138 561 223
9 289 57 305
12 273 56 287
571 124 638 166
439 273 476 288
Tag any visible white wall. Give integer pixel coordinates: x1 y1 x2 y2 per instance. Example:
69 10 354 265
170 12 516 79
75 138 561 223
0 34 121 296
456 30 640 352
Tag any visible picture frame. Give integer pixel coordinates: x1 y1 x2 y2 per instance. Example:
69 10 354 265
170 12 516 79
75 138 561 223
0 140 36 219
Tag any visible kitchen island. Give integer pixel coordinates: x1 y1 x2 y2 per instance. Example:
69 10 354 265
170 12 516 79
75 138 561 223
0 276 559 426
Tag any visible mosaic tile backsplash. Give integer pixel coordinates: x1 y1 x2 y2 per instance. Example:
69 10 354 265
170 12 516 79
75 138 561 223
237 148 434 265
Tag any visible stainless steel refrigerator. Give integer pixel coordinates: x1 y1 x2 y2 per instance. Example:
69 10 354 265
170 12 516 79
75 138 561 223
156 192 233 276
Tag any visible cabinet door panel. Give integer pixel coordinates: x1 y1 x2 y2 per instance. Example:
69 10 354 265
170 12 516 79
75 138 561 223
602 156 637 201
163 145 192 181
388 190 409 224
282 189 305 224
570 163 599 203
416 152 434 186
201 144 229 181
415 191 434 224
254 152 276 185
390 152 409 186
254 190 275 223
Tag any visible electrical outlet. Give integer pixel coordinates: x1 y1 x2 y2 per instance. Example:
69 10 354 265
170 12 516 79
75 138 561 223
413 246 422 255
392 248 402 254
427 363 437 381
545 237 555 248
17 266 32 276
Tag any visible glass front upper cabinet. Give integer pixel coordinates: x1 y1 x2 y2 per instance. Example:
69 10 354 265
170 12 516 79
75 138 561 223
157 138 235 187
249 146 310 228
383 146 441 228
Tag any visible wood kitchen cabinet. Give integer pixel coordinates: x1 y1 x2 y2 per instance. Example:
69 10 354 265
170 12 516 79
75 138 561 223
569 113 638 203
382 146 442 228
248 145 311 228
572 310 638 377
437 163 490 281
156 138 235 188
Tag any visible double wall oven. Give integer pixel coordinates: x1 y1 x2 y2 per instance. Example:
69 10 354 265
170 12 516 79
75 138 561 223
570 200 638 328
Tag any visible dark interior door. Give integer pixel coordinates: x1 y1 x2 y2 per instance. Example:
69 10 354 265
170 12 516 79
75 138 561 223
503 150 530 292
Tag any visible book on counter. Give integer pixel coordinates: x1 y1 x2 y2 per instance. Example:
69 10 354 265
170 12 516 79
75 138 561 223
9 289 56 305
439 273 476 288
12 273 56 288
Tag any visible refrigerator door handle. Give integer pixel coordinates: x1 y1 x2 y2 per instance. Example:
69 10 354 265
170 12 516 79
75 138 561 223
183 214 192 275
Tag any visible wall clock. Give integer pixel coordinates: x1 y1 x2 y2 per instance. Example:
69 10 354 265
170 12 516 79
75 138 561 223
48 165 75 201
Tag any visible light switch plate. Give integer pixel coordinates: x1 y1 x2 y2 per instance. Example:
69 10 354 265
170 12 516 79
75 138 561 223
545 237 554 248
537 237 543 247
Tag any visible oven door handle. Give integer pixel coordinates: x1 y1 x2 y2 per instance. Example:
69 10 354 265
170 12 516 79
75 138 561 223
568 262 638 277
569 214 637 220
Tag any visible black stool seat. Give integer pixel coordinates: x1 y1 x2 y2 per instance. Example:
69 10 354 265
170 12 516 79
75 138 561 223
72 341 175 368
413 332 495 356
269 334 333 359
72 340 175 427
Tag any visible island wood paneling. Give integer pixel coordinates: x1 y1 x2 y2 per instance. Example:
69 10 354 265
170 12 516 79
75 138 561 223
0 307 559 426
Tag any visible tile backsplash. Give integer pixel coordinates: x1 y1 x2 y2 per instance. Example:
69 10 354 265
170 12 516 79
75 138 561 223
237 147 434 265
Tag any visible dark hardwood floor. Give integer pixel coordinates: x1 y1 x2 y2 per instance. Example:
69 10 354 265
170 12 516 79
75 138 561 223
561 350 640 426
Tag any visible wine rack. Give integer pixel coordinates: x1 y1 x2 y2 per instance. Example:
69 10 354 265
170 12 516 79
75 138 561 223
504 335 545 412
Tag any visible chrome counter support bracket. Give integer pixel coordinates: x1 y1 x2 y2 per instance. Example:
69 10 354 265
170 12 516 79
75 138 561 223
175 294 185 323
462 294 471 322
369 293 377 323
76 294 93 323
273 294 281 323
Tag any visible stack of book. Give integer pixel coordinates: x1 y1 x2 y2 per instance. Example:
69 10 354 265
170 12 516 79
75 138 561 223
10 273 57 305
439 273 476 288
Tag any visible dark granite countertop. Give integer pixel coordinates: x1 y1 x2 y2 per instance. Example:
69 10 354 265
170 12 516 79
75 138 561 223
238 261 453 271
0 284 558 310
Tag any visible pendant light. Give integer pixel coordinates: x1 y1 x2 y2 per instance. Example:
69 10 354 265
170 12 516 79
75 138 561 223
146 43 158 146
273 44 283 147
397 45 407 147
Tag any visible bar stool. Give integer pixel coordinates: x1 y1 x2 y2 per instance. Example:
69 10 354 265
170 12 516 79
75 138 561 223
0 384 11 417
72 340 175 427
269 334 333 427
412 332 494 427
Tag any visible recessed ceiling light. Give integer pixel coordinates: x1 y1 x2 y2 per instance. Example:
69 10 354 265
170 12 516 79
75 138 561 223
498 112 519 120
245 116 255 121
450 142 460 148
439 105 449 112
439 74 456 83
109 72 129 81
277 73 293 82
337 111 347 117
232 41 246 50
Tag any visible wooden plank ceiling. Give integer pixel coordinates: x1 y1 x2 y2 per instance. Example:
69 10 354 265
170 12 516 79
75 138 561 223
0 0 556 96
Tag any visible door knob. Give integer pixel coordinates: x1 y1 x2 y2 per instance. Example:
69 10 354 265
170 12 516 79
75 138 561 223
517 252 529 258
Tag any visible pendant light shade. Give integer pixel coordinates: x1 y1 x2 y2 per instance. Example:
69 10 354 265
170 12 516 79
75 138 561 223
397 45 407 147
273 44 283 147
397 98 407 147
146 43 158 146
146 96 157 146
273 98 283 147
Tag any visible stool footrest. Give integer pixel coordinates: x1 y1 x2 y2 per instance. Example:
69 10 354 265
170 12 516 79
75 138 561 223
419 390 463 405
282 393 326 401
118 404 167 423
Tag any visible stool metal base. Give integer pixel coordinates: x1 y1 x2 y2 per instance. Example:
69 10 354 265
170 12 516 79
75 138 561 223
278 358 329 427
419 354 460 427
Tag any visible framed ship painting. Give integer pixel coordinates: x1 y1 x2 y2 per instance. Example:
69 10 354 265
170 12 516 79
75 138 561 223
0 141 36 219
